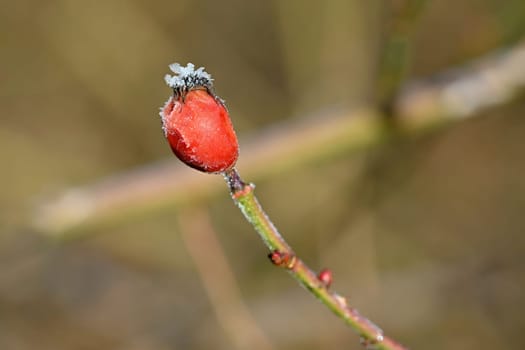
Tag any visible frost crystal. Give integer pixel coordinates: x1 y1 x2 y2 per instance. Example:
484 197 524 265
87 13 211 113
164 63 214 97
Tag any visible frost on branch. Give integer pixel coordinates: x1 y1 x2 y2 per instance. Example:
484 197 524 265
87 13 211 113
164 63 214 98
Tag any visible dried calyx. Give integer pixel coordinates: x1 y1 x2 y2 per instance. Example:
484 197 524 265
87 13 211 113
164 63 215 100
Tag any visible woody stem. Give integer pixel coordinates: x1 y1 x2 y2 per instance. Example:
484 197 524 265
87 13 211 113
223 167 407 350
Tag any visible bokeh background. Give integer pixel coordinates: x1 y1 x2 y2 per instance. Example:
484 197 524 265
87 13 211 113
2 0 525 349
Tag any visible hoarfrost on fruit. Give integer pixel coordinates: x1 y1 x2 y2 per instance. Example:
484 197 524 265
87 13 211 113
160 63 239 173
164 63 214 95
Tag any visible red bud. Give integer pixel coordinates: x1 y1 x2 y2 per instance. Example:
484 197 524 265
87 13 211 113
160 63 239 173
268 250 285 266
318 268 333 288
268 250 296 269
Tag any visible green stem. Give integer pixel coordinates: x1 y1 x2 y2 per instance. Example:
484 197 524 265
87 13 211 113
223 168 408 350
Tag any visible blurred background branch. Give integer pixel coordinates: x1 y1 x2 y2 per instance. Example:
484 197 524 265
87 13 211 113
34 39 525 235
177 206 274 350
376 0 428 114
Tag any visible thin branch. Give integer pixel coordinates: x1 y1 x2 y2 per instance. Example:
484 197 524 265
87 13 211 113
178 206 274 350
224 168 406 350
33 40 525 235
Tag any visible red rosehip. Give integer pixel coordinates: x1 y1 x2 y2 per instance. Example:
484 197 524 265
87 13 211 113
160 63 239 173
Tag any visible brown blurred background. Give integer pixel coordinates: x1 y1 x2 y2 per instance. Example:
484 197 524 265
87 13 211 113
1 0 525 349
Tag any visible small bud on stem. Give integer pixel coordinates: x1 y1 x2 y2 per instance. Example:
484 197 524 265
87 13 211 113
268 250 296 269
318 268 333 289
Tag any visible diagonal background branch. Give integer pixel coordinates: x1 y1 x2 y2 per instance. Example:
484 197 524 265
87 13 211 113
34 40 525 235
177 206 275 350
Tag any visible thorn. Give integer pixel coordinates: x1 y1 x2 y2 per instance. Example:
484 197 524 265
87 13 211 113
334 293 348 308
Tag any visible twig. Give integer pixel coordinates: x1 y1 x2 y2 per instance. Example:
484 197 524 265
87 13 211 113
224 168 407 350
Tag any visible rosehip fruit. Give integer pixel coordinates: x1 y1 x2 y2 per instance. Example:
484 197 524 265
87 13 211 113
160 63 239 173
